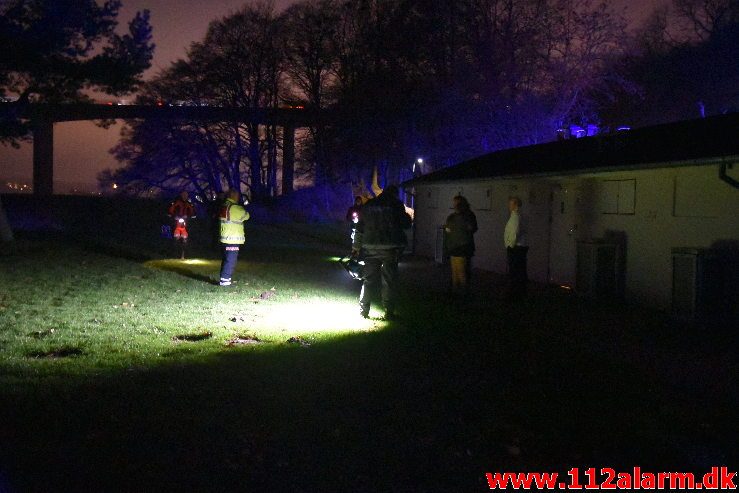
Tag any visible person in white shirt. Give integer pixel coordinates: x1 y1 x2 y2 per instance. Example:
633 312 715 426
504 196 528 299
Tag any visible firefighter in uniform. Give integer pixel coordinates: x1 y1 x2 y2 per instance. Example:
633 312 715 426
168 191 196 259
218 189 250 286
352 185 412 320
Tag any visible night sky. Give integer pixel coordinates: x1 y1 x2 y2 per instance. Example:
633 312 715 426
0 0 664 189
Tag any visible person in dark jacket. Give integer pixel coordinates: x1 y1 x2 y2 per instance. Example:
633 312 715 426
352 185 412 320
444 195 478 296
346 196 363 243
346 196 363 223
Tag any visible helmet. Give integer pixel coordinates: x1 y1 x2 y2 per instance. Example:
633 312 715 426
339 255 365 280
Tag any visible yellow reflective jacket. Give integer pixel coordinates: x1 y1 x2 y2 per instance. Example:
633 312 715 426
219 198 250 245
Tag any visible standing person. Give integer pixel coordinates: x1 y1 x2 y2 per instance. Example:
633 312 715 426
504 196 528 299
444 195 478 296
352 185 412 320
346 196 363 242
218 190 250 286
167 191 196 259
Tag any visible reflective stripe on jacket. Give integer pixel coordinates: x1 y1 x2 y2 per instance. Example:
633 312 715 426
219 199 250 245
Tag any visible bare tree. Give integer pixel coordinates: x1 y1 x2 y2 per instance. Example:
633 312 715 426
107 2 287 201
107 0 630 201
283 0 341 186
673 0 739 40
599 0 739 125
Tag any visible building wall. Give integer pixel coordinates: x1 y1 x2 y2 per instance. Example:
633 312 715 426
413 180 553 283
412 162 739 309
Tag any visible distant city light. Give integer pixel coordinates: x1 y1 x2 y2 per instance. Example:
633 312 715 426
112 183 118 189
4 181 32 192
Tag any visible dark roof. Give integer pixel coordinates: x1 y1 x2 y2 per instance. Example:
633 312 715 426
404 113 739 186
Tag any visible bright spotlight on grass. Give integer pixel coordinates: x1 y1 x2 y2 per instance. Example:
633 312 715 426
180 259 211 265
145 259 221 270
262 300 381 332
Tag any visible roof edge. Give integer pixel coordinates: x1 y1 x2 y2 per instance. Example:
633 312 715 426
403 155 739 188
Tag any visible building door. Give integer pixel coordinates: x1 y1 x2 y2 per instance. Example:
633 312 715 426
547 183 579 286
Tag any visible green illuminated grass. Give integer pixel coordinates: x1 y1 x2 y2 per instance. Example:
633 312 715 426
0 231 383 386
0 222 735 491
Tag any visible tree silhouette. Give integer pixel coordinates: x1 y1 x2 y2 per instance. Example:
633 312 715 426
106 2 285 201
599 0 739 127
0 0 153 245
109 0 629 203
0 0 154 143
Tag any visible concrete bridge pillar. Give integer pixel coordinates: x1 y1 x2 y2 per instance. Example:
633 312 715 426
32 119 54 196
282 124 295 195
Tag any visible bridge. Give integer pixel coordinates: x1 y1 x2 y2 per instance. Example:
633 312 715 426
0 103 329 196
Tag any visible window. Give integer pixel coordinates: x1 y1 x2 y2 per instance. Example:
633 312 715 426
600 179 636 215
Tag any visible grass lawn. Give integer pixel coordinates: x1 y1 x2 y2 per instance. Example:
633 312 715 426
0 223 736 492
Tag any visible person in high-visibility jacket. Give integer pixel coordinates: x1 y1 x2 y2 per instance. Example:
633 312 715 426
218 189 250 286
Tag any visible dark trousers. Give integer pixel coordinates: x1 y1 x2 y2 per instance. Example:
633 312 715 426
174 237 188 259
220 246 240 281
359 248 402 314
507 246 529 299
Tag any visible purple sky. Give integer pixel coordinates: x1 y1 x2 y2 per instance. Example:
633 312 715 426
0 0 665 189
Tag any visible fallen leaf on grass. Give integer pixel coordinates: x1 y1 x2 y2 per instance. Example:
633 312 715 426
29 328 55 339
113 302 136 309
286 336 311 347
226 335 262 346
172 332 213 342
251 288 277 302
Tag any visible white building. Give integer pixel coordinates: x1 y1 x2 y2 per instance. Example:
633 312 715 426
405 114 739 319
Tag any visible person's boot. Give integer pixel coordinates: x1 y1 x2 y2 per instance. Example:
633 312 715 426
383 304 398 321
359 302 370 319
